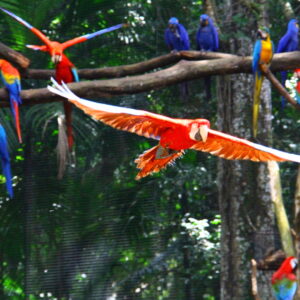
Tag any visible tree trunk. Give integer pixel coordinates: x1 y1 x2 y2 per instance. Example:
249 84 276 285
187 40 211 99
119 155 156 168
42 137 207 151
217 2 276 299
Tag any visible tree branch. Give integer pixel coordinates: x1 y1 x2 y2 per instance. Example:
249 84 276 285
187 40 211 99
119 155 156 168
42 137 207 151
25 51 237 80
261 64 300 111
0 51 299 107
0 42 30 70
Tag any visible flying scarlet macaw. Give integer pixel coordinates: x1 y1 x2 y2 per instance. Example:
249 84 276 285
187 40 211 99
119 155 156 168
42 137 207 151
0 59 22 143
277 19 299 108
271 256 297 300
1 7 124 150
196 14 219 100
252 27 274 137
0 124 13 198
48 79 300 179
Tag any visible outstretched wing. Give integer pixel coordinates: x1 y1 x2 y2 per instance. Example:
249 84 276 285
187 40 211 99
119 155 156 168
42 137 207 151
191 129 300 163
48 79 185 140
61 24 125 50
0 8 52 47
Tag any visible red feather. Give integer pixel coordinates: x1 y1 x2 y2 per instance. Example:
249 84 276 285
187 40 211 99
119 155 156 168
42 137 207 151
48 81 300 179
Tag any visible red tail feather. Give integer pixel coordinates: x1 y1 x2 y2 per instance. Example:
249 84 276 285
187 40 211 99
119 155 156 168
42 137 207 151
134 145 184 179
13 101 22 143
63 102 73 150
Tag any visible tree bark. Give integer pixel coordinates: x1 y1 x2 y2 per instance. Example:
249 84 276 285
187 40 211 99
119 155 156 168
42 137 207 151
0 41 30 70
217 2 276 299
268 161 295 257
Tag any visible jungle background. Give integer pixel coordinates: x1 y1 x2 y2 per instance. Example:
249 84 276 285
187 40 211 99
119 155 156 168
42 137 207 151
0 0 299 299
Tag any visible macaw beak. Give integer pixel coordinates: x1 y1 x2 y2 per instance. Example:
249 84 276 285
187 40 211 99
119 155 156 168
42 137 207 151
257 29 268 40
200 19 208 27
199 125 208 142
51 54 62 64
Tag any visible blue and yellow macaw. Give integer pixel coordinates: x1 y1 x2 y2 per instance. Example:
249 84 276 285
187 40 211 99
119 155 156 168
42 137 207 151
0 124 13 198
277 19 299 108
0 59 22 143
252 27 274 137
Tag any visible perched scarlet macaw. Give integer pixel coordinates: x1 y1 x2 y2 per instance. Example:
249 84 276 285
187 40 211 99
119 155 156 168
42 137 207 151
0 124 13 197
294 69 300 104
0 59 22 143
252 27 274 137
1 7 124 150
48 79 300 179
271 256 297 300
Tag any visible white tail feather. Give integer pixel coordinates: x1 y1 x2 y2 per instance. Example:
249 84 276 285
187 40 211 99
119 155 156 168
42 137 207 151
48 78 81 101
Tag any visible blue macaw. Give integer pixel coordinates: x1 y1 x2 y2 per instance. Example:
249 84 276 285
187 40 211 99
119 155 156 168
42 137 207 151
164 17 190 51
277 19 299 108
252 27 274 137
0 124 13 198
165 17 190 99
196 14 219 100
196 14 219 51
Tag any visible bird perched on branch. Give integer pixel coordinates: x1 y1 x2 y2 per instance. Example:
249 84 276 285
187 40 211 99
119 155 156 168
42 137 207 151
196 14 219 101
196 14 218 52
252 27 274 137
1 7 124 151
48 79 300 179
277 19 299 108
0 59 22 143
0 124 13 198
165 17 190 99
165 17 190 52
271 256 297 300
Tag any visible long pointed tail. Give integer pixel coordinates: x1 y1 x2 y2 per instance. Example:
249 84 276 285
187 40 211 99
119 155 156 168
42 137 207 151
253 73 263 137
12 101 22 143
134 145 184 179
63 102 73 151
1 158 13 198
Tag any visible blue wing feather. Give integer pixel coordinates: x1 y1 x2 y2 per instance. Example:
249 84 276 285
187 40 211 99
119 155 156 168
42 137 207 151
71 67 79 83
252 40 262 74
0 125 13 197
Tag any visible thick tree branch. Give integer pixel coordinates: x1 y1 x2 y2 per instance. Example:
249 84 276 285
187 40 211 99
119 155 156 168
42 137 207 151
25 51 237 80
0 42 30 70
0 51 299 106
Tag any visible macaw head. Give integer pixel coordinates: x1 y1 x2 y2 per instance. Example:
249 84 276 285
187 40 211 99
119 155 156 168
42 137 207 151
168 17 179 32
257 27 270 40
48 41 65 64
200 14 211 27
288 19 299 32
0 59 4 69
188 119 211 142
